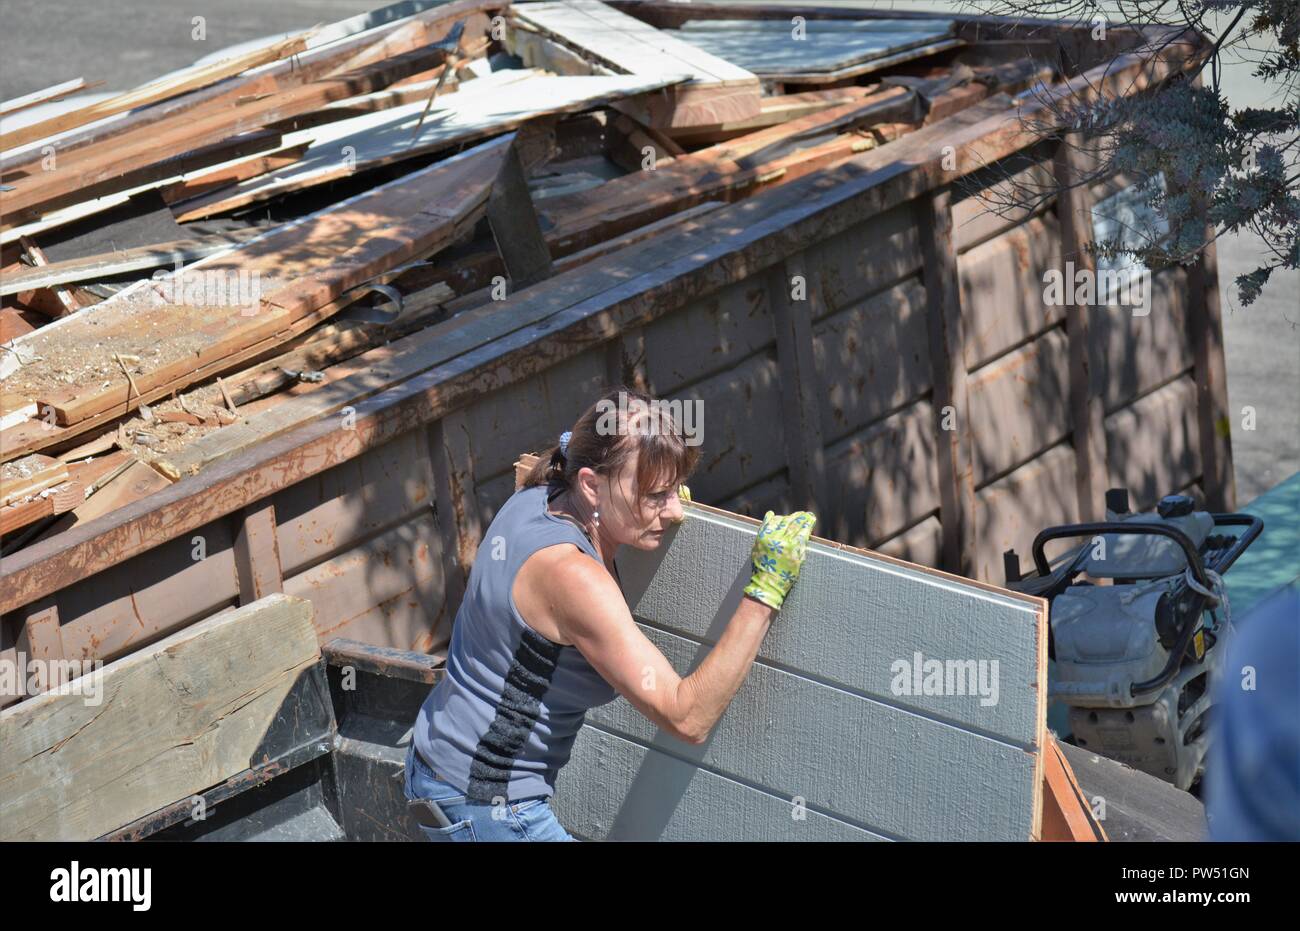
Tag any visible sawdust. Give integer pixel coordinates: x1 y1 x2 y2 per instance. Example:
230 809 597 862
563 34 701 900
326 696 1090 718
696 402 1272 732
115 393 233 460
0 453 53 482
1 274 299 404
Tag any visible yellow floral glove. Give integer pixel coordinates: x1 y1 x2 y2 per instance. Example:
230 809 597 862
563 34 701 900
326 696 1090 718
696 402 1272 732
743 510 816 611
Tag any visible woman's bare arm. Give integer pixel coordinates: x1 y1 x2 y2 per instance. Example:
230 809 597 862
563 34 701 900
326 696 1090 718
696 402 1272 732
551 553 774 744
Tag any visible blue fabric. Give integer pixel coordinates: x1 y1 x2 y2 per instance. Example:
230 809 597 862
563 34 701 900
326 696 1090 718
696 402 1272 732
404 742 577 842
1205 586 1300 841
413 484 617 803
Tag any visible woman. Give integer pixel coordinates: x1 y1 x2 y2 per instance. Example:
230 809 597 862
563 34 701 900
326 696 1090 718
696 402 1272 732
404 387 816 841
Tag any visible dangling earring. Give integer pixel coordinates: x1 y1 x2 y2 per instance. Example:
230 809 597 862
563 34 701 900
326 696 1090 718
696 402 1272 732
592 509 600 535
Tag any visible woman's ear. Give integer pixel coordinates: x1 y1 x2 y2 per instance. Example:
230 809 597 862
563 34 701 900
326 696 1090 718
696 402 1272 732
575 466 602 506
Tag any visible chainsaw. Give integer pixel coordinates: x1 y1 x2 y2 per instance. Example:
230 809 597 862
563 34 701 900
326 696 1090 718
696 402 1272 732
1004 488 1263 792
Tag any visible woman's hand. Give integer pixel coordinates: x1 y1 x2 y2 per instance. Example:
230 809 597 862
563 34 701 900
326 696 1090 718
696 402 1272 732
743 510 816 611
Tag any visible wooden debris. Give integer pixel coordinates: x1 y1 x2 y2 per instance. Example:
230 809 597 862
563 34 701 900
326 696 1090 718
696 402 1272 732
0 453 69 506
0 228 268 296
0 77 100 118
507 0 762 128
1 134 513 454
0 33 313 153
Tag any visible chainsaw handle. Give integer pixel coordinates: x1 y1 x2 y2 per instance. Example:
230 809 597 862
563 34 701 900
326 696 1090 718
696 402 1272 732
1029 521 1210 589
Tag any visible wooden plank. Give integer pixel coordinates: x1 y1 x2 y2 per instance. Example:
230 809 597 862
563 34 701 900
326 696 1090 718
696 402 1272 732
958 211 1066 370
967 327 1071 487
1105 375 1202 509
465 347 609 478
812 277 930 443
0 4 496 235
772 38 964 86
0 302 343 463
0 78 97 118
17 236 84 316
974 442 1080 583
1092 265 1194 413
47 509 239 665
217 283 454 408
427 411 481 633
0 308 44 343
15 597 64 677
33 460 167 537
233 500 283 605
0 4 508 173
1059 741 1205 842
1041 733 1106 841
606 323 650 394
1054 133 1109 522
575 501 1047 840
487 145 554 291
807 195 922 313
6 130 285 234
1187 229 1235 510
513 0 757 83
638 274 773 393
665 88 867 145
875 513 944 568
158 144 311 205
668 352 787 501
274 430 434 576
0 593 318 841
0 228 266 296
951 145 1057 252
282 510 445 653
822 400 938 548
766 253 826 511
917 188 976 575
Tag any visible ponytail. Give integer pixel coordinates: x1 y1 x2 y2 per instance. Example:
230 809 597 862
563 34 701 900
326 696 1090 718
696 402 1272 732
520 385 699 504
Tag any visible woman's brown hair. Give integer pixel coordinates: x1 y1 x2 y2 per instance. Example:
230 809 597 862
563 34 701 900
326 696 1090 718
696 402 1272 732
522 386 701 513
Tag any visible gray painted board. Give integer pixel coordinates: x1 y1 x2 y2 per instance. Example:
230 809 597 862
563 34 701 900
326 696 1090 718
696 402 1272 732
554 724 887 841
553 505 1047 840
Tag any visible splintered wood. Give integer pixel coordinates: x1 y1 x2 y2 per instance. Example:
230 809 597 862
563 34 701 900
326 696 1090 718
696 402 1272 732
0 136 512 458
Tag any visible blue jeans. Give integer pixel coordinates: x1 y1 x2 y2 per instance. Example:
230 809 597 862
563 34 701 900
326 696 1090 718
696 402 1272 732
403 742 577 842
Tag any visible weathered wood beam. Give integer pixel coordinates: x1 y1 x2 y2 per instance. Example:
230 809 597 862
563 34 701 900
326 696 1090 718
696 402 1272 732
1053 133 1110 522
917 186 976 576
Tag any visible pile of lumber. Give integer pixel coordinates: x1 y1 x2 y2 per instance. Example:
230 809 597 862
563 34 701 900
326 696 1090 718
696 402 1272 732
0 0 1056 551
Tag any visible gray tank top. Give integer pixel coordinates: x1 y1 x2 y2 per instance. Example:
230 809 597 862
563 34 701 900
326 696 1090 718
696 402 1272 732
412 483 618 802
